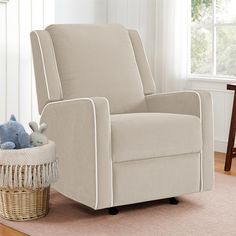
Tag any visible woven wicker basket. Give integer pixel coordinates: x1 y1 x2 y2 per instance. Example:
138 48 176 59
0 141 58 221
0 186 50 221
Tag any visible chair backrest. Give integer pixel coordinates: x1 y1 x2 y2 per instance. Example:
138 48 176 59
31 24 156 114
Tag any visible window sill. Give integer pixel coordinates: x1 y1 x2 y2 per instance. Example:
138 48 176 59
188 75 236 84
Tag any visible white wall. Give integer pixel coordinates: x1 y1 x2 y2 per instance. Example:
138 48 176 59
107 0 156 73
0 0 54 131
55 0 108 24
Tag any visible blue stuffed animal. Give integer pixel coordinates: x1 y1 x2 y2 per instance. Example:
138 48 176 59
0 115 31 149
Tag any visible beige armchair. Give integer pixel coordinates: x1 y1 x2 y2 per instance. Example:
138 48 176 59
31 24 214 214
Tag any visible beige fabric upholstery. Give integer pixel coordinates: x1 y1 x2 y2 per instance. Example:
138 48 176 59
128 30 156 95
41 97 112 209
31 31 63 112
113 153 201 206
145 91 201 117
31 24 214 210
111 113 201 163
45 24 147 114
145 91 214 191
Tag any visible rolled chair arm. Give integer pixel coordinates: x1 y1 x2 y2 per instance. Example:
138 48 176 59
146 90 214 191
145 91 201 117
41 97 113 209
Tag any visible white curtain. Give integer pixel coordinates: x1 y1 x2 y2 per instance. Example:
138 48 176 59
155 0 191 92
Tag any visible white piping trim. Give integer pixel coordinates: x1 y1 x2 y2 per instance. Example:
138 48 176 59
42 98 93 113
110 158 114 207
33 31 51 100
200 152 203 192
195 92 204 192
41 98 99 209
90 99 99 209
106 98 114 207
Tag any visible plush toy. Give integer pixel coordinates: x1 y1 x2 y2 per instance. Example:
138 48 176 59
29 121 48 147
0 115 31 149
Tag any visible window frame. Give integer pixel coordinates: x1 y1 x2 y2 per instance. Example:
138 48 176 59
190 0 236 80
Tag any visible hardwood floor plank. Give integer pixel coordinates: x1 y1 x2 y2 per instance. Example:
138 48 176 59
0 223 28 236
215 152 236 176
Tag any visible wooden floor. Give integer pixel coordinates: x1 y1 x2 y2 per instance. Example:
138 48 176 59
215 152 236 176
0 152 235 236
0 223 28 236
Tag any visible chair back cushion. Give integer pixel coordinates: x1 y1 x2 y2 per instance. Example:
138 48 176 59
46 24 147 113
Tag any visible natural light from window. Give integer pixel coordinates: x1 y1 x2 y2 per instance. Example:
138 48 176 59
191 0 236 78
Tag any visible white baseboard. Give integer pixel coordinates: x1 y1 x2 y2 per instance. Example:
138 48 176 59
214 140 227 153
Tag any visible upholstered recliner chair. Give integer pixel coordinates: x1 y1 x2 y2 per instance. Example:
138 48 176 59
31 24 214 214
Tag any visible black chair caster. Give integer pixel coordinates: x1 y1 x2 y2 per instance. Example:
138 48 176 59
108 207 119 215
169 197 179 205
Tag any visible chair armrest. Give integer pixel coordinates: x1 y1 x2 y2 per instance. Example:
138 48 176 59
194 90 214 190
40 97 112 210
146 90 214 191
145 91 201 117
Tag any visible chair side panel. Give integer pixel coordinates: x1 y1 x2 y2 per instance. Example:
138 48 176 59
31 30 63 113
128 29 156 95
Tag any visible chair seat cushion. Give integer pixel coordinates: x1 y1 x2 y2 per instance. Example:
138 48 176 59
111 113 202 163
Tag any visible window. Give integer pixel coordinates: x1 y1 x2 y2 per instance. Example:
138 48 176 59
191 0 236 78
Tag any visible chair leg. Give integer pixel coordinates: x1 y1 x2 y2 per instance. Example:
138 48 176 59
169 197 179 205
108 207 119 215
225 89 236 171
